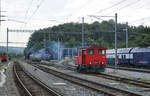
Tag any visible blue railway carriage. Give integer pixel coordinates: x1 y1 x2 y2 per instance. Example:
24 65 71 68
118 48 133 65
106 48 150 66
131 48 150 66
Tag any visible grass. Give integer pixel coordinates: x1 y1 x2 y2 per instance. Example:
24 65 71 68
57 68 64 70
0 66 4 71
128 82 132 87
140 78 150 83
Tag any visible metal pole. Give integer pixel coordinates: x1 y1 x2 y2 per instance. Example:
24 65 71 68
126 22 128 48
82 17 84 48
60 48 61 60
0 0 2 51
44 31 46 48
72 48 73 58
68 48 69 57
59 39 61 60
6 28 8 62
49 32 50 41
114 13 118 72
58 38 59 60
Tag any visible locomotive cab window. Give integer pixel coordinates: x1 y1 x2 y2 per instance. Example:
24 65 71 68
87 49 94 55
99 49 105 55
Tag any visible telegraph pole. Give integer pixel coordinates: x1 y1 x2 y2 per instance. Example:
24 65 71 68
114 13 118 72
82 17 84 48
126 22 128 48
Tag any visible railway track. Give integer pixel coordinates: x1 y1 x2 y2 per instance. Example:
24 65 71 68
94 73 150 88
31 63 143 96
28 61 150 88
74 65 150 87
107 66 150 73
13 61 64 96
27 61 150 73
65 64 150 88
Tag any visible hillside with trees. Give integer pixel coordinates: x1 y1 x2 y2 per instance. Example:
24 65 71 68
26 20 150 51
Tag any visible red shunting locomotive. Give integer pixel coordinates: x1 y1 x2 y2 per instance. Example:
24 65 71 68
74 46 106 72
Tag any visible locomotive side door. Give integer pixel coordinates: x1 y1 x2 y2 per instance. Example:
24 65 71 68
82 50 86 64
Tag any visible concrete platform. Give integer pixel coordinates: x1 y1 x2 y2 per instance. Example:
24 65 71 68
0 62 19 96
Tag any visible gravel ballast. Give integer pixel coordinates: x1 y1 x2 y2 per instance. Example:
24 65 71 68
21 62 104 96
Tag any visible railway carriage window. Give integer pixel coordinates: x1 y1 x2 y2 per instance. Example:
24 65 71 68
124 55 126 59
99 49 105 55
122 55 123 59
87 49 94 55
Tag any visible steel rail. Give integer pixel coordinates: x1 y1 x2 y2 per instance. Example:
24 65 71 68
107 66 150 73
32 64 143 96
29 61 150 88
13 63 33 96
95 73 150 88
13 62 64 96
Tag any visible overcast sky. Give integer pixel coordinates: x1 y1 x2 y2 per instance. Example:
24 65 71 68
1 0 150 47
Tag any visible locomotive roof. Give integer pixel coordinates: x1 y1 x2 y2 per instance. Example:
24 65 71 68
87 46 106 49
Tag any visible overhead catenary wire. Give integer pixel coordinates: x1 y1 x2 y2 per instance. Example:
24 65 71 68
22 0 34 27
68 0 133 23
96 0 128 14
129 16 150 24
71 0 128 22
105 0 141 15
64 0 92 23
115 0 141 11
25 0 45 26
134 16 150 25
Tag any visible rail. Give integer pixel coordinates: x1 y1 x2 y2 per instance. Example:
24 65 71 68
32 64 143 96
13 61 64 96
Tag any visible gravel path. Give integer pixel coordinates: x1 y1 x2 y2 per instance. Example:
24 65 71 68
0 62 19 96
